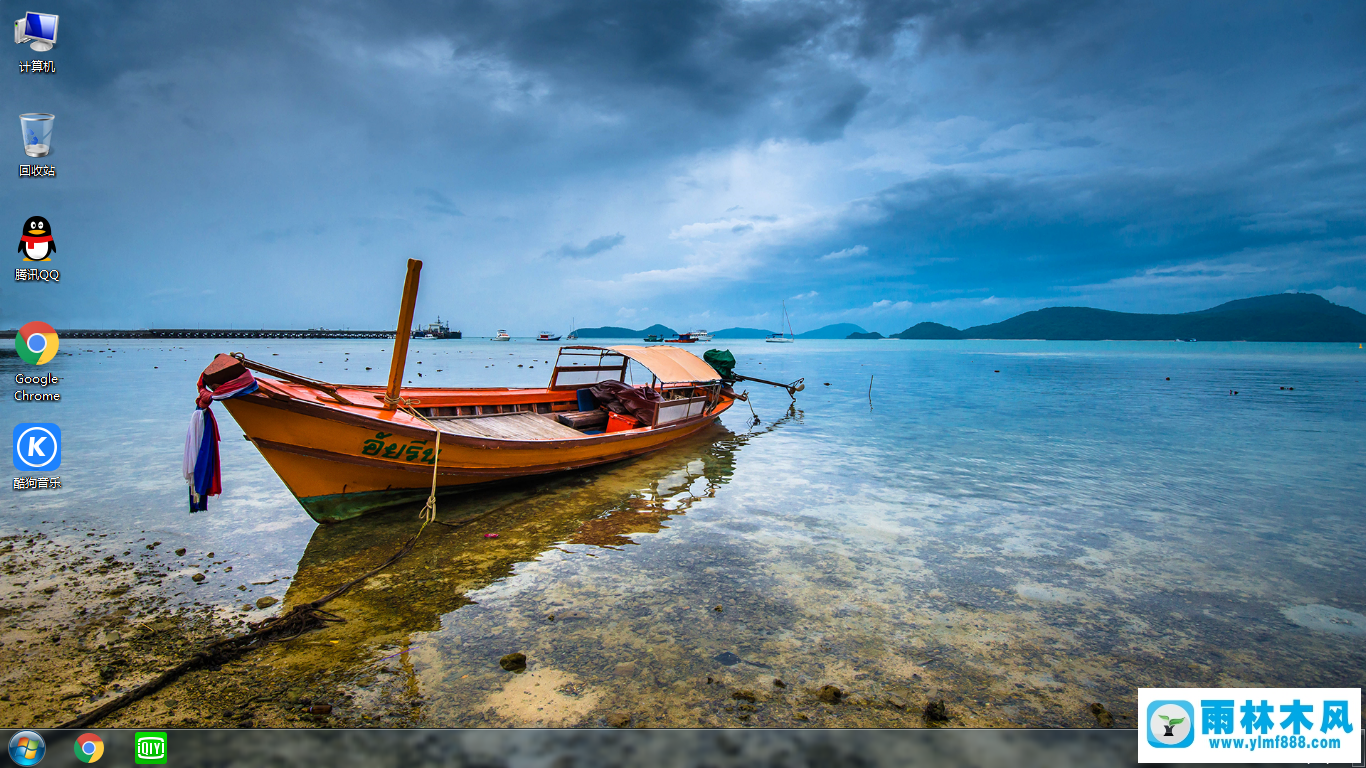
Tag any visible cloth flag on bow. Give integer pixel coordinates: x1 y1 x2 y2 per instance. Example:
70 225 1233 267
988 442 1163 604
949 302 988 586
183 354 258 512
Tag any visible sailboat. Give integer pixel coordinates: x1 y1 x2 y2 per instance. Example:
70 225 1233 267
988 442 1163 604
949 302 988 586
566 318 578 341
765 301 796 343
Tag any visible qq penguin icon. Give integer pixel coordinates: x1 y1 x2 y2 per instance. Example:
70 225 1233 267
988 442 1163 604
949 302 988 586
1145 699 1195 748
19 215 54 260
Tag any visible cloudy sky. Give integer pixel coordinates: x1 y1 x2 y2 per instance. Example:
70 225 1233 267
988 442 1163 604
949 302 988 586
4 0 1364 334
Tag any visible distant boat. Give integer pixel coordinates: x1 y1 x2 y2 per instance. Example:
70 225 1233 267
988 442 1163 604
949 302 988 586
536 332 562 341
689 330 714 342
1178 338 1197 342
665 334 696 343
643 334 663 342
765 301 796 343
566 317 578 341
419 316 460 339
492 330 511 341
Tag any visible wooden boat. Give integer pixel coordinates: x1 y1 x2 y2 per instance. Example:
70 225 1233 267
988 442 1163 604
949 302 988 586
211 261 736 524
643 334 663 342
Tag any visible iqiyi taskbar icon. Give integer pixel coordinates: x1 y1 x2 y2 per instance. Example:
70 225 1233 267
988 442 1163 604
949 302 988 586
134 732 166 764
16 321 59 364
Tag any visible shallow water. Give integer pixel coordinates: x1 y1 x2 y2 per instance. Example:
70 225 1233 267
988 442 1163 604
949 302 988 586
5 339 1365 726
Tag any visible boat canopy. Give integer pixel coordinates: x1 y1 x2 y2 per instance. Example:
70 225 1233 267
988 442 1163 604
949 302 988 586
609 345 722 384
550 345 721 388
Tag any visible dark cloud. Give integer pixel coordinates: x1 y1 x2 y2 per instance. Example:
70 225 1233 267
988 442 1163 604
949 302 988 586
1 1 1362 332
546 233 625 260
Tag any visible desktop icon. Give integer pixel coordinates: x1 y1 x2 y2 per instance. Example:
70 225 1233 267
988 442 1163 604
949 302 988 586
16 321 59 364
133 733 166 764
20 113 53 157
14 12 57 52
13 424 61 471
73 734 103 763
7 730 45 766
19 216 54 260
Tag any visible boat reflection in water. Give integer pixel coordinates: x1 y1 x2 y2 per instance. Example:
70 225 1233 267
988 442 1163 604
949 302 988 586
270 411 800 726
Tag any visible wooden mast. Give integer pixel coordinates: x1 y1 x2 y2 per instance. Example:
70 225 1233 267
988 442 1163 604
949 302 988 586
383 258 423 410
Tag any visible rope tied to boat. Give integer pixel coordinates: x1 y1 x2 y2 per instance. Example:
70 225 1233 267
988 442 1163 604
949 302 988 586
382 393 441 525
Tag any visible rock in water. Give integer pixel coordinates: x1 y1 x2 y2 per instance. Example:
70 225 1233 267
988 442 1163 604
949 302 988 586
174 548 186 556
924 700 949 723
606 712 631 728
191 573 205 583
817 685 844 704
499 652 527 672
732 690 757 703
1090 702 1114 728
255 596 278 609
713 651 742 666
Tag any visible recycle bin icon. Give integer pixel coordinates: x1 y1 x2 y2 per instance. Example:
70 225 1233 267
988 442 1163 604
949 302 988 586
20 113 54 157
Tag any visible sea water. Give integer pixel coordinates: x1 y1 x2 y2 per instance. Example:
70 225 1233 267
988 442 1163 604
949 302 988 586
3 339 1364 726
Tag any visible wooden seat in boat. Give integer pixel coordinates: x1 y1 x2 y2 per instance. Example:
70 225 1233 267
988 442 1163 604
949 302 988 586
431 411 587 440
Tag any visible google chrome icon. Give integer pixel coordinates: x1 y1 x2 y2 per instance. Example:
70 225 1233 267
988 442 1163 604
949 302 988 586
74 733 104 763
17 321 59 365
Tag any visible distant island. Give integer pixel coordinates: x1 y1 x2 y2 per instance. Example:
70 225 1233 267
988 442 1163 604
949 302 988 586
571 324 676 338
796 323 868 339
846 331 884 339
891 294 1366 342
571 322 873 339
711 327 777 339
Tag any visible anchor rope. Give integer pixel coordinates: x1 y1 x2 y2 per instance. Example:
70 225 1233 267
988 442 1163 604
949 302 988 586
382 393 442 525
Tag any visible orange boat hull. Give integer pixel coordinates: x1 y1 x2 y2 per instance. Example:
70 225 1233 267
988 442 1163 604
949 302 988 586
221 380 733 523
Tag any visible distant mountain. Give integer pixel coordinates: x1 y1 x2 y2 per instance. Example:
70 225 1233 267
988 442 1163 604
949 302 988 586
572 323 676 338
846 331 884 339
797 323 868 339
892 322 965 340
891 294 1366 342
712 327 779 339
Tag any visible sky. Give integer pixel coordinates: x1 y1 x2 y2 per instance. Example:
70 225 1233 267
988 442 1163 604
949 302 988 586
3 0 1364 335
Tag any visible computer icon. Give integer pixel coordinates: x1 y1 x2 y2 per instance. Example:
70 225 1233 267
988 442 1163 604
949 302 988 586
14 12 57 52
